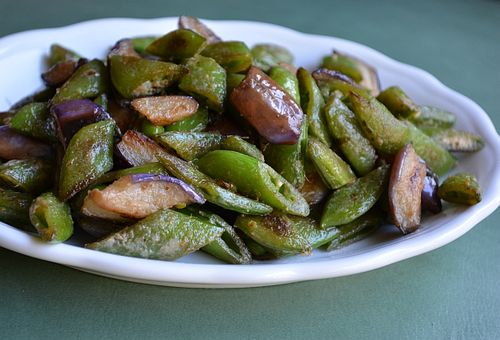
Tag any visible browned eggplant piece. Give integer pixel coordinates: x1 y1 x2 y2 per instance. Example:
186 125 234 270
178 16 221 44
51 99 112 146
108 39 141 59
230 66 304 144
107 98 139 133
41 58 87 87
0 125 53 160
82 174 205 220
388 144 426 234
116 130 164 166
421 168 442 214
131 95 199 126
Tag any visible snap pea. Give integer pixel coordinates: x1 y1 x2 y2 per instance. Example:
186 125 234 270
324 93 377 176
8 102 58 142
131 36 157 54
9 87 56 111
251 44 294 72
0 188 34 230
58 120 115 200
29 192 73 243
93 93 108 111
438 172 482 206
86 208 224 260
51 59 108 105
47 44 80 67
201 41 252 74
145 29 207 62
226 73 245 94
164 106 209 132
269 65 300 104
306 137 356 190
321 164 389 228
221 135 265 161
140 118 164 138
376 86 419 119
312 68 370 100
156 131 224 161
0 158 53 193
410 105 456 130
296 67 331 146
430 129 484 152
156 150 273 215
196 150 309 216
179 55 226 112
321 53 363 83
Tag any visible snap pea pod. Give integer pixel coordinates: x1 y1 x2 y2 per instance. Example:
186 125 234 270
325 209 381 251
239 232 277 260
269 65 300 104
93 93 108 111
0 159 53 193
324 93 377 176
299 160 329 206
321 53 363 83
51 59 108 105
145 29 207 62
221 135 265 161
181 206 251 264
235 213 339 255
321 164 389 228
86 209 224 260
438 172 482 205
109 55 186 99
297 67 331 146
429 129 484 152
156 131 224 161
376 86 419 119
179 55 226 112
130 36 157 54
196 150 309 216
9 88 56 111
58 120 115 200
29 192 73 243
8 102 58 142
47 44 80 67
155 150 272 215
348 91 411 156
263 115 308 188
405 121 456 176
251 44 294 72
93 162 167 185
140 118 164 138
0 188 34 230
306 137 356 190
312 69 370 100
201 41 252 74
410 105 456 130
164 106 209 132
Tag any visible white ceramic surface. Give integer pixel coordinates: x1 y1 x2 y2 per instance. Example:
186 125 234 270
0 18 499 288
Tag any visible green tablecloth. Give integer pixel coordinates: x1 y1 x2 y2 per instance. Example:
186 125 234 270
1 0 499 338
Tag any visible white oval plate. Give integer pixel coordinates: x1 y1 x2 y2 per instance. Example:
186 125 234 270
0 18 499 288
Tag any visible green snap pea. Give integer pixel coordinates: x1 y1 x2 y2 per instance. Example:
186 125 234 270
321 53 363 83
51 59 108 105
179 55 227 112
221 135 265 161
251 44 294 72
156 150 272 215
140 119 164 138
164 106 209 132
201 41 252 74
156 131 224 161
306 137 356 190
312 68 370 100
86 209 224 260
47 44 80 67
410 105 456 130
226 73 245 94
430 128 484 152
376 86 419 119
0 158 53 193
29 192 73 243
324 93 377 176
145 29 207 62
438 172 482 205
321 164 389 228
58 120 115 201
297 67 331 146
8 102 58 142
269 65 300 104
130 36 157 54
196 150 309 216
93 93 108 111
0 188 34 230
10 88 56 111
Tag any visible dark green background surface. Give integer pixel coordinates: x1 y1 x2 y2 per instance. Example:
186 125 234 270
1 0 499 339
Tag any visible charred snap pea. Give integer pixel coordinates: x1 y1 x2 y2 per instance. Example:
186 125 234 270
196 150 309 216
324 93 377 176
430 129 484 152
8 102 58 142
201 41 252 74
376 86 419 119
251 44 294 72
146 29 207 62
312 68 370 100
321 164 389 228
0 188 33 230
221 135 265 161
235 213 339 255
297 67 331 146
156 149 273 215
409 105 456 130
156 131 224 161
438 172 482 206
109 55 186 99
269 65 300 104
51 59 108 105
29 192 73 243
86 208 224 260
306 137 356 190
179 55 226 112
59 120 115 200
0 158 53 193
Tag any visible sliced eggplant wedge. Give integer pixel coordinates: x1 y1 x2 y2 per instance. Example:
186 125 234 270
0 125 53 160
42 58 86 88
82 174 205 220
116 130 164 166
421 168 442 214
131 95 199 126
388 144 426 234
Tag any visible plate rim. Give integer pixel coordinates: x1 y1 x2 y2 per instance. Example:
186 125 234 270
0 17 499 288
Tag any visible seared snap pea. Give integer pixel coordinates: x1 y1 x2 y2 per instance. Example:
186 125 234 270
221 135 265 161
30 192 73 243
8 102 58 142
430 128 484 153
251 43 294 72
201 41 252 74
376 86 420 119
438 172 482 206
0 158 53 193
164 106 209 133
145 29 207 62
269 65 301 105
156 131 224 161
0 188 34 230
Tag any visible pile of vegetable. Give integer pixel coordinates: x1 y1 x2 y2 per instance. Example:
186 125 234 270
0 16 484 263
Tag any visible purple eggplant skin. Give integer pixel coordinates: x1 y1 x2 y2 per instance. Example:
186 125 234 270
130 174 205 204
116 130 164 166
230 66 304 145
0 125 53 160
41 58 87 88
421 168 442 214
51 99 112 147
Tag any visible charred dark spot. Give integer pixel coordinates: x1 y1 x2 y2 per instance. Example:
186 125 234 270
262 214 291 237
